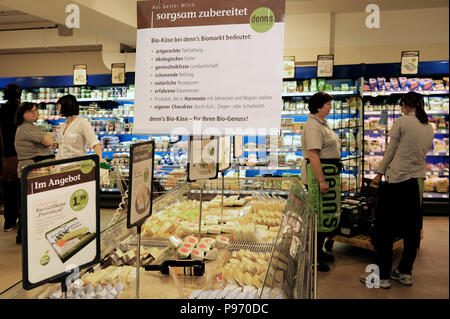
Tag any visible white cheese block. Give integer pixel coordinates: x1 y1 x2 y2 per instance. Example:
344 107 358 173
199 237 216 248
191 249 205 260
195 242 211 252
183 235 199 246
177 247 191 259
215 235 230 248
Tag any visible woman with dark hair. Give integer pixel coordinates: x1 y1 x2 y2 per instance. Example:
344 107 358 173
301 92 341 272
14 103 55 177
13 102 55 244
362 91 434 289
56 94 102 160
0 83 22 234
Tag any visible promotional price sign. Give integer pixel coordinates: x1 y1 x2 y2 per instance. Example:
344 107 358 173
283 56 295 78
401 51 419 75
134 0 286 135
127 140 155 228
187 136 219 181
219 136 231 172
21 155 100 290
73 64 87 86
317 54 334 78
111 63 126 84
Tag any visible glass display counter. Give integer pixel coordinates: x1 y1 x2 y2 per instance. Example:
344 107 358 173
0 177 316 299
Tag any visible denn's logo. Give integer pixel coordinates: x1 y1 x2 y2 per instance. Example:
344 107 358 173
250 7 275 33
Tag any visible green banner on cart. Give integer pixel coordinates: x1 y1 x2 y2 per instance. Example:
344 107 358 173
307 162 341 233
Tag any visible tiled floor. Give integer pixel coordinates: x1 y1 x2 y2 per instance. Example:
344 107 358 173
0 211 448 299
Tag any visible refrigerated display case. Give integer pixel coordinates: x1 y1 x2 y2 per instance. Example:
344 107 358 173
0 177 316 299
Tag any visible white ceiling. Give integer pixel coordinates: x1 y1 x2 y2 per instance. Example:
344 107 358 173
286 0 450 14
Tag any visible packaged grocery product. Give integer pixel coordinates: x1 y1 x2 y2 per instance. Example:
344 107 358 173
399 77 408 89
369 78 377 91
407 78 420 91
341 83 349 91
310 79 317 92
433 80 445 91
318 79 326 91
443 77 449 90
191 249 205 260
376 77 386 91
303 80 309 92
390 78 400 90
281 82 288 94
385 81 393 91
419 78 433 91
433 138 446 152
325 83 333 91
286 81 297 93
184 235 199 245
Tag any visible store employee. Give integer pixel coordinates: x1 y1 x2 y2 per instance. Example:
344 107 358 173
56 94 103 161
301 92 341 272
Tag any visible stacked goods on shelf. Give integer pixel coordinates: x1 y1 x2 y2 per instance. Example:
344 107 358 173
46 245 163 299
216 249 272 288
363 85 449 200
12 85 135 103
140 195 286 243
363 77 449 93
424 177 449 193
164 169 187 190
282 78 358 95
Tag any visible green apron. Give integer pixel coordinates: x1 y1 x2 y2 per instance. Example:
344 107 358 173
307 160 341 233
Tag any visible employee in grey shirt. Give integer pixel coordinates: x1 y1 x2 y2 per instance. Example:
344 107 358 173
301 92 341 272
370 91 434 289
14 102 55 178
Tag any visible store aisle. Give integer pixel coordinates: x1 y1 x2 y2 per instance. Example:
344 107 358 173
0 213 448 299
317 216 449 299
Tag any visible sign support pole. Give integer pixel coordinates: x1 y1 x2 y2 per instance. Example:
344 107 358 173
136 224 142 299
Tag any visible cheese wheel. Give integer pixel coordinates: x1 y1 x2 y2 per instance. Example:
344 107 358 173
215 235 230 248
196 242 211 252
184 235 199 245
220 223 234 234
200 237 216 248
181 242 194 250
207 225 221 234
177 247 191 259
191 249 205 260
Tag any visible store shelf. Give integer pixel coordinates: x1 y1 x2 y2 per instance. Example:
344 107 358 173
283 90 359 97
96 131 133 136
423 192 449 199
363 90 449 97
427 171 449 177
97 147 187 153
365 151 384 156
364 170 449 178
365 130 386 135
39 114 135 120
190 189 290 196
364 110 448 116
244 147 302 152
428 110 450 115
333 127 361 133
101 187 120 192
427 151 449 156
239 165 302 170
281 109 359 116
